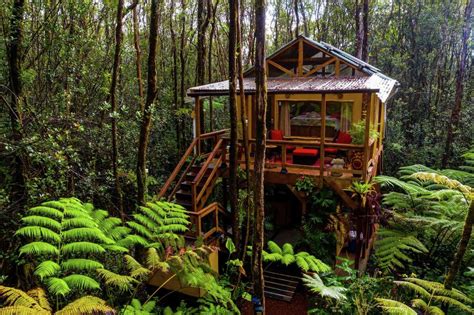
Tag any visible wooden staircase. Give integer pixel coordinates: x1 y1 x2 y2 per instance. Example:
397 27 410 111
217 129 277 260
158 130 228 240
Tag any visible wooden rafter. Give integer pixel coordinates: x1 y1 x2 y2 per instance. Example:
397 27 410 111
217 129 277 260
303 57 337 77
267 59 295 77
297 39 304 76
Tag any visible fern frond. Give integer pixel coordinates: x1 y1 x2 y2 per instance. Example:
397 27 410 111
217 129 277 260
394 280 431 299
62 218 98 229
56 295 114 315
102 244 129 253
16 226 61 244
267 241 282 254
375 298 417 315
124 255 151 280
19 242 58 256
295 256 309 272
28 206 63 220
127 222 153 240
108 226 131 242
117 234 149 247
282 243 294 255
96 269 137 292
410 172 472 196
46 278 70 296
302 274 346 300
432 295 474 313
34 261 60 280
21 216 61 231
61 242 105 254
62 227 113 244
61 259 104 272
281 254 295 266
26 288 50 311
0 286 44 310
62 274 100 291
0 306 48 314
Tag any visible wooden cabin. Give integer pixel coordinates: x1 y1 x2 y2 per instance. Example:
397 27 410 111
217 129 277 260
158 36 398 258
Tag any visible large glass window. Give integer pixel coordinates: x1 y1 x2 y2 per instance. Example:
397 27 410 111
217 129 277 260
279 100 352 138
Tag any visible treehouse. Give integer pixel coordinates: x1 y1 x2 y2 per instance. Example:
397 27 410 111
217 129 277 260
157 36 398 274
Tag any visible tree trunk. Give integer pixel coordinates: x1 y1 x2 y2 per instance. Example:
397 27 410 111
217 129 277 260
355 0 369 61
442 0 473 168
445 200 474 289
132 4 144 113
237 0 251 263
110 0 125 218
294 0 299 37
197 0 211 133
179 0 187 146
252 0 267 312
208 0 219 132
6 0 27 211
137 0 159 205
169 0 180 152
229 0 241 252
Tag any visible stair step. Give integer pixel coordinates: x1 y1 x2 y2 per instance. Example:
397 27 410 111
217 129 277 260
175 200 193 210
263 270 299 302
175 190 192 200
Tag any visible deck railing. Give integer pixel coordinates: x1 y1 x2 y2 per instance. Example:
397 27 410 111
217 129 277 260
187 202 226 240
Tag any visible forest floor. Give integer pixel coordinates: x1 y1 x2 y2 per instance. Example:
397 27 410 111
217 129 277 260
240 291 308 314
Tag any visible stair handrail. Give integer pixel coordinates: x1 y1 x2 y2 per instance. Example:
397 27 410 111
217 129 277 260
167 155 198 201
158 137 199 199
191 138 223 210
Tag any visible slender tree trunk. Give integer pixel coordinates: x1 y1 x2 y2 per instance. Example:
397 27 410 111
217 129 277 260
229 0 241 252
170 0 180 152
137 0 159 205
110 0 125 218
355 0 369 61
179 0 187 145
6 0 27 211
252 0 267 311
197 0 211 133
445 200 474 289
294 0 299 37
442 0 473 167
132 4 144 113
208 0 219 132
237 0 251 263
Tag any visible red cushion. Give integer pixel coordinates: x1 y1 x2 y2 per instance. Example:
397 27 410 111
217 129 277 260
325 148 338 154
270 130 284 141
293 148 319 157
337 132 352 144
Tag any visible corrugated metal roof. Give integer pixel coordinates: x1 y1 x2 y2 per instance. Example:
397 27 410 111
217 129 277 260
188 76 381 96
188 36 399 102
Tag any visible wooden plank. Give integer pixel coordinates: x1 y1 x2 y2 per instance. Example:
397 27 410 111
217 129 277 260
267 60 295 77
335 59 340 76
298 39 304 76
303 57 336 77
194 96 201 155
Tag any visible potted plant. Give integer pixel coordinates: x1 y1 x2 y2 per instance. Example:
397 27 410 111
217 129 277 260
348 120 379 171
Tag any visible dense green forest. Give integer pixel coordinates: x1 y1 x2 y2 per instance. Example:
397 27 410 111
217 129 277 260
1 0 473 314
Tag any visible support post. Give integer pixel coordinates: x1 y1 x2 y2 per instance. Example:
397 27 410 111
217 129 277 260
362 93 371 182
297 39 304 76
320 94 326 187
194 96 201 155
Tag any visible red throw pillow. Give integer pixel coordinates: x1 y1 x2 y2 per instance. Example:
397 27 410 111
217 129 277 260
337 131 352 144
270 129 284 141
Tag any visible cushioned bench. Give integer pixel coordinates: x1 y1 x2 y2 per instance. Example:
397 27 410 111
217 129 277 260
293 148 319 165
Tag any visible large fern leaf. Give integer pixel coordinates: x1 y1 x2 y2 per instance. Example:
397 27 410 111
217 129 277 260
34 261 61 280
96 269 137 292
61 241 106 254
19 242 58 256
375 298 417 315
61 259 104 272
62 274 100 291
46 278 70 296
0 286 44 311
56 296 115 315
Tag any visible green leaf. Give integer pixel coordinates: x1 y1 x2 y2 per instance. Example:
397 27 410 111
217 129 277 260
96 269 137 292
225 237 236 254
375 298 417 315
28 206 64 220
34 261 61 280
21 216 61 231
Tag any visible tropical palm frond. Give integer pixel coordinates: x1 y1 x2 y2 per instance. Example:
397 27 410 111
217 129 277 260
34 261 61 280
302 273 346 300
375 298 417 315
55 296 115 315
96 269 137 293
